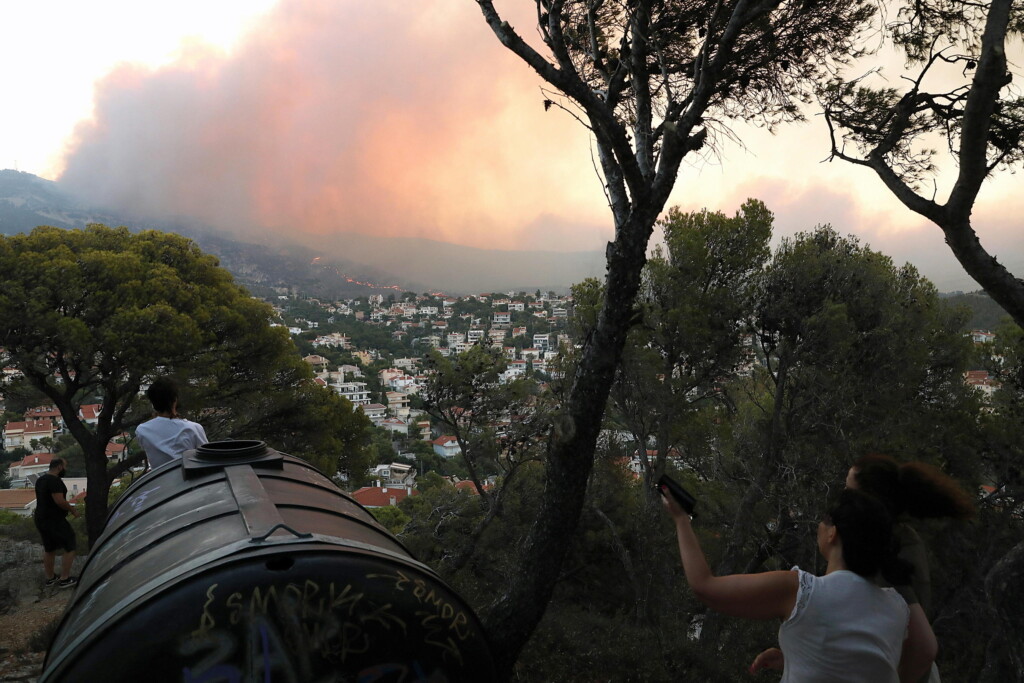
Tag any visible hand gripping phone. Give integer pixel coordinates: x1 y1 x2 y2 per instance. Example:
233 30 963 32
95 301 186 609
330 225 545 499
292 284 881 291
657 474 698 517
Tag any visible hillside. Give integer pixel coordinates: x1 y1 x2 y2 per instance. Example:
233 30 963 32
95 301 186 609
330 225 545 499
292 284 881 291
0 170 604 295
0 170 425 298
941 290 1018 331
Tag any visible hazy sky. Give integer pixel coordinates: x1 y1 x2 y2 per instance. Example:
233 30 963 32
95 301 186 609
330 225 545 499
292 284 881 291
2 0 1021 292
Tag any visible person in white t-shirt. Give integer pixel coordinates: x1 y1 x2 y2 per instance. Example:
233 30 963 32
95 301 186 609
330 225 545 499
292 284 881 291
661 487 937 682
135 377 208 469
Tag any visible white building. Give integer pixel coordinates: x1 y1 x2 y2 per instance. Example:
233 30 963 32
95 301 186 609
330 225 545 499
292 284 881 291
368 462 417 490
379 418 409 435
312 332 351 349
432 436 462 458
336 382 371 406
360 403 388 422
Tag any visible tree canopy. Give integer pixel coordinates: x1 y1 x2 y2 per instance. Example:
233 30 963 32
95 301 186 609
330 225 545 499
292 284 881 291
472 2 882 672
612 199 773 486
823 0 1024 326
0 225 371 544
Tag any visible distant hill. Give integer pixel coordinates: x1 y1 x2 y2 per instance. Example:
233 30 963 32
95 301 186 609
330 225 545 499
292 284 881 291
0 169 429 298
0 170 110 232
0 169 604 296
941 290 1018 331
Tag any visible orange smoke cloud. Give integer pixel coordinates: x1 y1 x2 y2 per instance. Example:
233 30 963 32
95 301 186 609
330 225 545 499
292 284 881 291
59 0 611 251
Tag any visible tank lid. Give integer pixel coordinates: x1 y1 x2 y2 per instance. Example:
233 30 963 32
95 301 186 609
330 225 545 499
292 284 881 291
182 440 284 477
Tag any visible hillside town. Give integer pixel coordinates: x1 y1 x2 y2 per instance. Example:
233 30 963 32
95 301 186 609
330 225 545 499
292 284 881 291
0 289 579 511
2 286 1006 518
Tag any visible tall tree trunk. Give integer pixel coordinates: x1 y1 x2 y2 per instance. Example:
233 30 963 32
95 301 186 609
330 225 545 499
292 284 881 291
83 445 113 548
481 211 656 676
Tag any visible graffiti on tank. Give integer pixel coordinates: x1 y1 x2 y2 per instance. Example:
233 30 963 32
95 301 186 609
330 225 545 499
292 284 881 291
180 577 461 680
367 570 471 665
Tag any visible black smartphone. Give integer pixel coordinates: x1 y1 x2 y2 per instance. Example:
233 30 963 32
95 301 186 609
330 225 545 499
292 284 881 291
657 474 698 517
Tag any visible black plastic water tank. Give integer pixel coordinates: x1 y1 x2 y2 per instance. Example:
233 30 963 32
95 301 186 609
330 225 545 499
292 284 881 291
41 441 496 682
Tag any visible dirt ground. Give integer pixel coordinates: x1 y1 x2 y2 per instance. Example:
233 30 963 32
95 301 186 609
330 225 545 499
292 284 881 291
0 540 77 683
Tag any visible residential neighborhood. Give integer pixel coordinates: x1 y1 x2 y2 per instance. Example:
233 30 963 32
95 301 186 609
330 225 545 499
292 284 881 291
0 291 1009 514
0 289 579 510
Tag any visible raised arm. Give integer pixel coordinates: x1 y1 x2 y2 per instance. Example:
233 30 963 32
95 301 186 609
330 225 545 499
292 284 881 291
662 490 797 620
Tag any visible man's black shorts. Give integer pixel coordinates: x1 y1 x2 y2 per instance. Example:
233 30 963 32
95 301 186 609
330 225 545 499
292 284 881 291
34 515 76 553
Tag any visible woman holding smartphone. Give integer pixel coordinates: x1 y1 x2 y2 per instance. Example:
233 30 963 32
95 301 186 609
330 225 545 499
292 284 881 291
662 486 937 682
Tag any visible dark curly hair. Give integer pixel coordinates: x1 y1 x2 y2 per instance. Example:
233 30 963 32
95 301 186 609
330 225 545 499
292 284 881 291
852 453 974 520
146 377 180 414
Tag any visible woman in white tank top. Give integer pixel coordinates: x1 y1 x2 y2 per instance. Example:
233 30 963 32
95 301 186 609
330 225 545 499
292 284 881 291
661 487 937 682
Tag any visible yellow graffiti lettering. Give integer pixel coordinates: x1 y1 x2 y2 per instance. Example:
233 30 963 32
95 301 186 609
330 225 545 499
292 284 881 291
226 591 243 626
192 584 218 636
451 611 470 640
367 570 410 592
422 588 445 611
339 622 370 662
423 632 464 666
284 581 303 606
359 602 407 634
250 585 278 616
330 582 363 616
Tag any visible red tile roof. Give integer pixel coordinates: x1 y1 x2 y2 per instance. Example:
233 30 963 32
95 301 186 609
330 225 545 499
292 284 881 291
0 489 36 510
15 453 55 468
3 419 54 434
351 486 416 507
454 480 489 495
79 404 103 420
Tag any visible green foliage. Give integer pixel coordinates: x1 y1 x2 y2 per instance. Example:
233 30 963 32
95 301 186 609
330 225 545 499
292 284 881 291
369 505 410 536
0 509 25 525
366 427 399 466
753 225 977 467
414 470 448 493
0 225 372 544
612 199 773 485
567 278 603 342
678 225 987 660
943 290 1018 332
397 479 484 569
391 206 1003 678
421 345 549 496
0 511 39 543
550 0 876 133
980 320 1024 510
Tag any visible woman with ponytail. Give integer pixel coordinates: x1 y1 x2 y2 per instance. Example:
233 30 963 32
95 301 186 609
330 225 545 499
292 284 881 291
662 487 937 682
847 454 975 614
845 454 974 683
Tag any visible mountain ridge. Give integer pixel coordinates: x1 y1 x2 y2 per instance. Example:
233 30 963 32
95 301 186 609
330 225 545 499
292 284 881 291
0 170 605 296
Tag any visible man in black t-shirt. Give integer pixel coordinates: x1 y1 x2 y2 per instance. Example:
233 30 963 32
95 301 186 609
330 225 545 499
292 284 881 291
34 457 79 588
